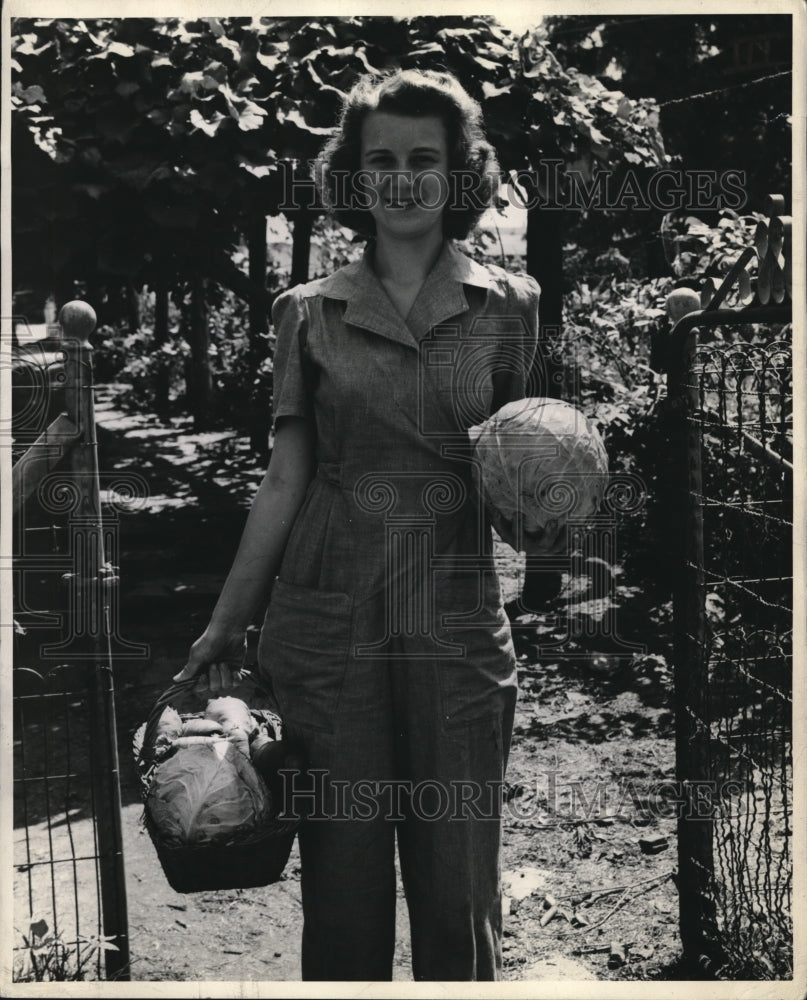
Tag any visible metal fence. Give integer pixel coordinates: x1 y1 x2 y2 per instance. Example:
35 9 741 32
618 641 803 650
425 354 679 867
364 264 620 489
663 200 793 979
11 303 130 982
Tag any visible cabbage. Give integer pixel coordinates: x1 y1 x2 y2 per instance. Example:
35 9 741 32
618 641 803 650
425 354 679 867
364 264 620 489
153 706 183 743
205 697 257 738
146 740 272 846
472 398 609 535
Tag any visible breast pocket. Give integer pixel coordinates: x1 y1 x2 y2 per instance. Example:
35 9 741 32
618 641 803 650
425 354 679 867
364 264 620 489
258 579 353 734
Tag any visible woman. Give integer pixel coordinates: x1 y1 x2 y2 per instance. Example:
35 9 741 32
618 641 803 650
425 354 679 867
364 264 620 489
177 69 558 981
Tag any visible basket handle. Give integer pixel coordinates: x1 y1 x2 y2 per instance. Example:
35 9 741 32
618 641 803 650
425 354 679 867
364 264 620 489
138 668 273 766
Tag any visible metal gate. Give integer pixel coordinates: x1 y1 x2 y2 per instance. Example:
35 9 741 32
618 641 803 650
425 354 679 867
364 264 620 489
11 302 130 981
661 198 793 978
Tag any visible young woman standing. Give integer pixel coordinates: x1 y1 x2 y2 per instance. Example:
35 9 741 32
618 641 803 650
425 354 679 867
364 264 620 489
177 69 558 981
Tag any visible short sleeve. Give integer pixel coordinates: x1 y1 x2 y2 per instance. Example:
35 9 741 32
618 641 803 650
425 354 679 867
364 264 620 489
491 274 542 412
270 288 313 428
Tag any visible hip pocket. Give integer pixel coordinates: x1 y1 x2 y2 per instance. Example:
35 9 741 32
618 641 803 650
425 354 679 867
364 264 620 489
437 617 518 729
258 579 353 734
434 576 518 729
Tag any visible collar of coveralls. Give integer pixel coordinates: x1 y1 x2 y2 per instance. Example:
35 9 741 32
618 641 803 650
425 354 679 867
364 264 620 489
296 239 498 346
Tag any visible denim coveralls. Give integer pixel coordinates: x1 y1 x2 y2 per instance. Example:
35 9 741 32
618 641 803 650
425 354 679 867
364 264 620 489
258 240 543 981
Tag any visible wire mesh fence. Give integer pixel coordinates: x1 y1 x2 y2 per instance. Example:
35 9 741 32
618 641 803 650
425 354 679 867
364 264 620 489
13 660 120 982
669 322 792 978
11 305 130 982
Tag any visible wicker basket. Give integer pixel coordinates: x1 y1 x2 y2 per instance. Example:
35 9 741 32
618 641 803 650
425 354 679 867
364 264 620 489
133 672 301 893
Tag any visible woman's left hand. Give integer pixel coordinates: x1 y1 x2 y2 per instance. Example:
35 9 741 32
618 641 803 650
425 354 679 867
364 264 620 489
488 506 566 557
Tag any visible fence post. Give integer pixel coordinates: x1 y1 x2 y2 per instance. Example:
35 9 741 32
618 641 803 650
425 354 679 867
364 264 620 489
60 301 130 980
668 319 722 975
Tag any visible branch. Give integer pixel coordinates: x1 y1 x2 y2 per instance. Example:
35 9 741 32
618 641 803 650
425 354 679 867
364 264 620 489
576 870 674 933
699 408 793 473
206 252 277 313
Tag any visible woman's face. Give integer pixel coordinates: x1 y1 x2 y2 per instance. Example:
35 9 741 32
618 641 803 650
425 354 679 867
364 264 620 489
359 111 450 243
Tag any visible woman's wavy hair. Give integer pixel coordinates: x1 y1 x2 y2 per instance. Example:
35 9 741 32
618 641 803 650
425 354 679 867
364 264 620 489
314 69 500 240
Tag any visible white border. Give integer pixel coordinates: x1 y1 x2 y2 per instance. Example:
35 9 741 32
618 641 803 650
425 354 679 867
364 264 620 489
1 2 804 997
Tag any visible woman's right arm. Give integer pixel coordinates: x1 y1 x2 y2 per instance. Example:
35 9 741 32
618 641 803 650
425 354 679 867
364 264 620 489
174 416 315 683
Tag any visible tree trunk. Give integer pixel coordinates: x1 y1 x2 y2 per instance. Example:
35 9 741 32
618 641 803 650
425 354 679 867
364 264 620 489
526 202 563 345
54 275 74 312
247 217 270 457
523 200 565 611
126 281 142 334
187 275 213 430
290 208 314 287
153 271 170 413
528 202 568 406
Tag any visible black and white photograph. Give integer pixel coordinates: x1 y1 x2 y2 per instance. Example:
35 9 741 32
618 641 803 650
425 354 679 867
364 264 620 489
1 2 803 994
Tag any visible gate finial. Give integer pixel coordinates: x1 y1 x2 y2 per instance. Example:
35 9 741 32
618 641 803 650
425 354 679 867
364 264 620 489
58 300 97 344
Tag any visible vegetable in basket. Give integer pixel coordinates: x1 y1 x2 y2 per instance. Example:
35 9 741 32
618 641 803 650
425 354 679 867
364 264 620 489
180 718 223 737
205 697 257 737
153 706 183 745
146 739 273 846
204 695 256 758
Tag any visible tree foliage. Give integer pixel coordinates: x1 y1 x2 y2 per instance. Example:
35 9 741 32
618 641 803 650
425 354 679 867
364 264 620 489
11 14 677 440
543 13 792 208
11 15 668 299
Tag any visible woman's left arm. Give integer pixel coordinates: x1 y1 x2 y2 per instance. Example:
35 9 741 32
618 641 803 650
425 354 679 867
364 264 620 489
487 274 566 557
490 272 542 411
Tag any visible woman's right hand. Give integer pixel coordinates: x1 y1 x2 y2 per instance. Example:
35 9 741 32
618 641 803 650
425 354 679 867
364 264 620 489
173 628 247 693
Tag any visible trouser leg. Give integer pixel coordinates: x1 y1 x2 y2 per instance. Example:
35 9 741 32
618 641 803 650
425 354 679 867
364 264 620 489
285 700 398 981
394 662 516 981
298 796 396 980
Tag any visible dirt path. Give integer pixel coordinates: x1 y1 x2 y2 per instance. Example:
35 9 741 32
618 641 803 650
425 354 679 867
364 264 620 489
18 666 681 984
119 677 681 983
14 388 685 983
